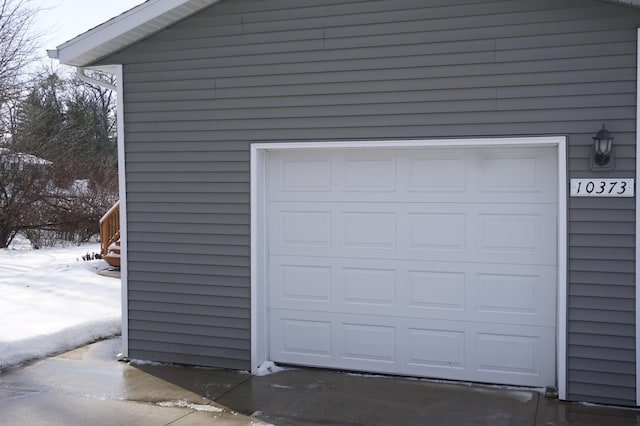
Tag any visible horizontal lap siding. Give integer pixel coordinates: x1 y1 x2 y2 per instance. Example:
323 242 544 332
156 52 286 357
98 0 639 403
568 194 636 404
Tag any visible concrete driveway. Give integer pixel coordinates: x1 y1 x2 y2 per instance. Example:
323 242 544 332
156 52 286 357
0 337 639 425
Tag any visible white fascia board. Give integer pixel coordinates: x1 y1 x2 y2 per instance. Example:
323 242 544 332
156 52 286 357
52 0 220 67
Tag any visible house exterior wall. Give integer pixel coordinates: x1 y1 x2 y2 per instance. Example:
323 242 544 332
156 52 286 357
97 0 640 406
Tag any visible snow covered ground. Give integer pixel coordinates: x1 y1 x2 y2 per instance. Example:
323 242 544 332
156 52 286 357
0 237 121 370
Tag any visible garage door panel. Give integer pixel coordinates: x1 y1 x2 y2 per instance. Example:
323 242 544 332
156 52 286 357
272 311 403 372
475 268 556 324
266 146 557 388
270 151 333 193
342 323 397 363
269 310 554 387
270 257 401 313
409 264 556 327
475 149 557 196
406 326 466 370
475 206 557 264
268 188 555 204
343 267 397 306
338 154 398 193
269 256 555 327
276 263 333 303
406 212 466 250
277 210 332 248
479 156 539 192
268 148 556 204
473 323 555 386
343 211 397 249
476 332 538 376
405 154 468 193
407 269 466 311
269 202 556 265
404 319 554 386
276 316 333 359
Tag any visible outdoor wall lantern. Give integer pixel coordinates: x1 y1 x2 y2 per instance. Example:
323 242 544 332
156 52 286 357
591 124 614 171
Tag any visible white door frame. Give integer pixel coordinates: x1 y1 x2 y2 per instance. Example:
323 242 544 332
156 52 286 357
251 137 567 398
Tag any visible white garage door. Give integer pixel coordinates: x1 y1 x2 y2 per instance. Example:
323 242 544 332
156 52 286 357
265 146 557 387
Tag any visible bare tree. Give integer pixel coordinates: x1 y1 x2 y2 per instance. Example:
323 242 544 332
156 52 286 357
0 0 39 106
0 0 41 247
0 0 40 149
2 69 118 248
0 1 119 248
0 150 51 247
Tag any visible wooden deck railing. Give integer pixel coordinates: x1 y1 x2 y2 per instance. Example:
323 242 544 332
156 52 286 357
100 201 120 257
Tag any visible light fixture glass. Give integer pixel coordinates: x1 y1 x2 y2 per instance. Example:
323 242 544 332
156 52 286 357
592 124 613 167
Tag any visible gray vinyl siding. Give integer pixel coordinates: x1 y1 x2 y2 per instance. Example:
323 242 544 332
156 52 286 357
96 0 640 405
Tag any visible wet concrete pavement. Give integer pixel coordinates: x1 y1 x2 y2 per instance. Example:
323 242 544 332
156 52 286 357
1 338 640 425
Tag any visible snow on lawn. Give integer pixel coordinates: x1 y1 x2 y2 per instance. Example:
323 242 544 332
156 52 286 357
0 237 121 370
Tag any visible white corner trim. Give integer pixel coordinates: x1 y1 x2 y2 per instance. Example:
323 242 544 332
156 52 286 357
116 64 129 358
250 137 568 390
635 27 640 407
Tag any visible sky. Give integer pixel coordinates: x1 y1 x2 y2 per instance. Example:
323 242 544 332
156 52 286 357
36 0 146 63
0 237 121 369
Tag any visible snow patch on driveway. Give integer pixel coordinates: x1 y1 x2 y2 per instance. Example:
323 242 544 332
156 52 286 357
0 242 121 370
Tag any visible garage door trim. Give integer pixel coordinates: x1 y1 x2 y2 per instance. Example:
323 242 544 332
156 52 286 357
251 137 567 396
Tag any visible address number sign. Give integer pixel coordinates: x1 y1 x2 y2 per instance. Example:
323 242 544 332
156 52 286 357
570 178 635 197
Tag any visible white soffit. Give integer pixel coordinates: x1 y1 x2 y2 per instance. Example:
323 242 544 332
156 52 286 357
49 0 220 67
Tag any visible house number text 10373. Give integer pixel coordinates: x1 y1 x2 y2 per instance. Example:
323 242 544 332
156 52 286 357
570 178 635 197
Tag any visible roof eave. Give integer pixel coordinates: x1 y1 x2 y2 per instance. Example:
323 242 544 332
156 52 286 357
50 0 640 69
49 0 220 67
601 0 640 8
